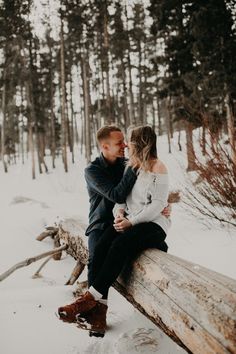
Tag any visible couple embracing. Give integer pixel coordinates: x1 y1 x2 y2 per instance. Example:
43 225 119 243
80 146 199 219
58 125 171 337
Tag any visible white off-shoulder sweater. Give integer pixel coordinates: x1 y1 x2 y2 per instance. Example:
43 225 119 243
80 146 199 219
113 170 170 234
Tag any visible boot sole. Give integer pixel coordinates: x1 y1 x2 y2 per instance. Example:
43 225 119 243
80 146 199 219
56 311 105 337
76 315 106 337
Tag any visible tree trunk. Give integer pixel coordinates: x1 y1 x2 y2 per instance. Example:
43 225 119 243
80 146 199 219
152 100 156 129
69 75 75 164
34 130 43 174
94 38 102 130
185 120 197 171
137 41 143 125
201 124 206 156
81 54 91 163
166 96 172 154
225 93 236 165
127 50 135 126
124 3 135 126
39 132 48 173
49 42 56 168
20 85 25 165
28 119 35 179
177 121 182 151
104 10 112 124
60 19 68 172
57 218 236 354
121 57 130 129
22 65 36 179
142 43 148 125
157 98 162 136
1 68 8 173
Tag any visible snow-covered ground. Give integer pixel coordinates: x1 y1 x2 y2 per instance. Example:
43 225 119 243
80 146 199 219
0 134 235 354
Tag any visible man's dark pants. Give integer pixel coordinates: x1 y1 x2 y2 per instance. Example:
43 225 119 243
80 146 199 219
87 229 105 287
88 223 168 299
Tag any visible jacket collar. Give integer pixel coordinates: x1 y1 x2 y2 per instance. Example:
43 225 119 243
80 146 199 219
99 153 124 168
99 153 109 168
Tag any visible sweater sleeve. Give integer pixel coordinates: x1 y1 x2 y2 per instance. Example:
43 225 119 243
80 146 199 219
127 174 169 226
84 165 137 204
113 203 127 217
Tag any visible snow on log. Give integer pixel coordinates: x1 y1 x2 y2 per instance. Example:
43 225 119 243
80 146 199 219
58 218 236 354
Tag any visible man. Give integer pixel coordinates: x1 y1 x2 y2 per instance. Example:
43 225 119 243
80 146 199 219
58 125 168 336
84 126 139 288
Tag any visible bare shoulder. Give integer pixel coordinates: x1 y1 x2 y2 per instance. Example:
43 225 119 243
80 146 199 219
151 159 168 174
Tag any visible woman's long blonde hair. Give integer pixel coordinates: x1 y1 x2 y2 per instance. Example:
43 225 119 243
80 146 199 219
127 125 157 171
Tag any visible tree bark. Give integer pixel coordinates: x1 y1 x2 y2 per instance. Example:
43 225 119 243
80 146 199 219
124 3 135 125
185 120 197 171
81 53 92 163
166 96 172 154
1 68 8 173
49 39 56 168
104 9 112 124
69 75 75 164
225 93 236 165
201 124 206 155
177 122 182 151
60 18 68 173
157 97 162 136
121 57 130 129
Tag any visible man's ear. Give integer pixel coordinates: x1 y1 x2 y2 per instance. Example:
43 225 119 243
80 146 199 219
102 142 109 151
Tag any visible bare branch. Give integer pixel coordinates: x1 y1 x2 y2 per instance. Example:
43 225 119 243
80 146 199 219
32 255 54 279
0 244 67 282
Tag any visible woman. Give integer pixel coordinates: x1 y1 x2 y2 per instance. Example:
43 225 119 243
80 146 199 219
58 125 170 336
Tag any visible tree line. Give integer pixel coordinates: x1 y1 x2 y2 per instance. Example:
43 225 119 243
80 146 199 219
0 0 235 179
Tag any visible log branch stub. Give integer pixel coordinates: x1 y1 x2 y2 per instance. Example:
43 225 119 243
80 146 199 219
65 261 85 285
53 232 63 260
36 227 58 241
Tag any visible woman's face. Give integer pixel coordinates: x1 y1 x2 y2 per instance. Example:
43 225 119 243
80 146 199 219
127 139 135 157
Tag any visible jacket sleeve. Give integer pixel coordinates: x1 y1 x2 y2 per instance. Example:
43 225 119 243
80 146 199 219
84 165 137 204
128 174 169 225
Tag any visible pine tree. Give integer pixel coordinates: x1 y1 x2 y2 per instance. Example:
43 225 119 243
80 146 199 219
188 0 236 163
148 0 198 170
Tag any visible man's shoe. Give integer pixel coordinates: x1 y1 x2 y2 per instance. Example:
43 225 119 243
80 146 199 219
76 301 108 337
58 291 97 323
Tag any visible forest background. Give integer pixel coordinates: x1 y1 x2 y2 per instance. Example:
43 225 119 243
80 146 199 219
0 0 236 227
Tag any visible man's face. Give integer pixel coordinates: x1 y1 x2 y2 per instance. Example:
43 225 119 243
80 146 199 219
102 131 127 159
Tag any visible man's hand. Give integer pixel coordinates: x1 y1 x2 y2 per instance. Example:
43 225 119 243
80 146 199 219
161 203 172 218
114 217 132 232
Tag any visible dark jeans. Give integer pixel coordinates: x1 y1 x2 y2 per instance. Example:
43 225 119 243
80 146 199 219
87 229 105 287
90 222 168 298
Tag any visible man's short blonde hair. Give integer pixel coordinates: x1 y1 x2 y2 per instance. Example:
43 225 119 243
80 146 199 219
96 125 122 143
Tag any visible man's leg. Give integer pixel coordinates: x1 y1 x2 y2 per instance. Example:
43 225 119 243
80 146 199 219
89 225 119 298
87 229 104 287
92 222 167 297
58 226 118 325
57 228 106 323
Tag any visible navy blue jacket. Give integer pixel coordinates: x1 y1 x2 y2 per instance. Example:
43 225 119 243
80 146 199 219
84 154 137 235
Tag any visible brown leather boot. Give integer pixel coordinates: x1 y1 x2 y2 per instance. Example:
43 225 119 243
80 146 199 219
58 291 97 323
76 302 108 337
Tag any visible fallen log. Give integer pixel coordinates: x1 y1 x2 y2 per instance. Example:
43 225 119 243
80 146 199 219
56 218 236 354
